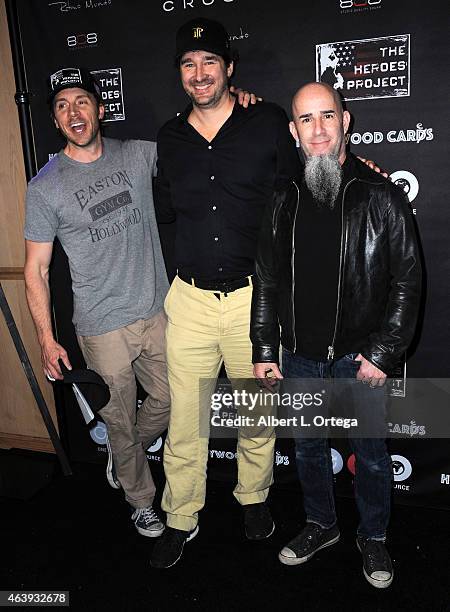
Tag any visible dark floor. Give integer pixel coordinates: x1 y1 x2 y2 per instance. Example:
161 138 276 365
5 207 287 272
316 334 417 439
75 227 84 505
0 450 449 612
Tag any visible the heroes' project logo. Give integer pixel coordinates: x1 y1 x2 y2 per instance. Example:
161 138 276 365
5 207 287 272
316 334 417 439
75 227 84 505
316 34 410 101
91 68 125 122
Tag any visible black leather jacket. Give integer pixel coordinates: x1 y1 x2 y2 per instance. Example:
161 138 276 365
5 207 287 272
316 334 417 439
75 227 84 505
250 154 422 375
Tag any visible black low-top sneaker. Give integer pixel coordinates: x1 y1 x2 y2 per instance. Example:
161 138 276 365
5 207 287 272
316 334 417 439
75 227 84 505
244 502 275 540
132 506 165 538
150 525 199 568
279 523 340 565
357 537 394 588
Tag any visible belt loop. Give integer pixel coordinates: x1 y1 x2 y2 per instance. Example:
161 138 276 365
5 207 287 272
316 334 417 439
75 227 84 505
191 278 196 287
248 275 253 287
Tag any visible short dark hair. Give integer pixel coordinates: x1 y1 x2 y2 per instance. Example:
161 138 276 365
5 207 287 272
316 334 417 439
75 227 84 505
176 50 233 69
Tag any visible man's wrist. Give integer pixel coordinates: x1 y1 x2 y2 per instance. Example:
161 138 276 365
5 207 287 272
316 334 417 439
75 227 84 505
38 331 55 346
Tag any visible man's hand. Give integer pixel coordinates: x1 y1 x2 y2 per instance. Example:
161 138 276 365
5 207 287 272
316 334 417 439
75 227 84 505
41 337 72 381
357 157 389 178
230 85 262 108
355 354 386 387
253 362 283 390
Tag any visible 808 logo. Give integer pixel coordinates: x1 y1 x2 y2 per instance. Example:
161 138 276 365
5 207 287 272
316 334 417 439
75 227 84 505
340 0 381 10
67 33 98 49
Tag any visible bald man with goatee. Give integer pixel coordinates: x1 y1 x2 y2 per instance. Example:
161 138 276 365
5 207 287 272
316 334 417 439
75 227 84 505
251 82 422 589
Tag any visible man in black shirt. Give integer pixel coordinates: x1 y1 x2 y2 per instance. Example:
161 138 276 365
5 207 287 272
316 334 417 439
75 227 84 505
251 82 421 588
151 18 301 568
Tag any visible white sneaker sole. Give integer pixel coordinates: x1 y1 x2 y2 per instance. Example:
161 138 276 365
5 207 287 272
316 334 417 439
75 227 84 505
106 437 121 490
136 523 165 538
186 525 199 542
246 521 275 541
279 533 340 566
362 567 394 589
356 539 394 589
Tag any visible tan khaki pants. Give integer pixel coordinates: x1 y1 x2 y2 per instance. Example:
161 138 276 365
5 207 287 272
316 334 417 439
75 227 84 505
78 310 170 509
162 276 275 531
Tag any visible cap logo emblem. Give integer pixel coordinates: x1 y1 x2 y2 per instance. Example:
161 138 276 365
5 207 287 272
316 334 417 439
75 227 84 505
192 27 204 39
50 68 82 91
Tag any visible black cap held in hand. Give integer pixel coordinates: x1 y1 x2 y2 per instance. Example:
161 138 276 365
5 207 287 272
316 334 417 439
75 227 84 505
57 368 110 413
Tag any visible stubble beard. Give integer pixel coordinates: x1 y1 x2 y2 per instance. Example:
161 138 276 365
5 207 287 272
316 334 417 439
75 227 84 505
62 121 101 150
188 78 229 110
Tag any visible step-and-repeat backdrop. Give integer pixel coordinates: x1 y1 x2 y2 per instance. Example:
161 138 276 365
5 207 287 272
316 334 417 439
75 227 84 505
16 0 449 508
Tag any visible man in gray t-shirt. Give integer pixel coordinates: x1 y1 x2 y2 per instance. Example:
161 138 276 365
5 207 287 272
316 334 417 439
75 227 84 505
24 67 170 537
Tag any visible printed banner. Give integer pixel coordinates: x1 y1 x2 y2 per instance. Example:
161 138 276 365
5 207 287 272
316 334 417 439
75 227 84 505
316 34 410 101
91 68 125 122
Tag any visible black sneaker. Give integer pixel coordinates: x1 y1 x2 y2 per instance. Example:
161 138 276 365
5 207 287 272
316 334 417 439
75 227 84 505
244 502 275 540
357 537 394 588
279 522 340 565
106 436 121 490
132 506 165 538
150 525 199 568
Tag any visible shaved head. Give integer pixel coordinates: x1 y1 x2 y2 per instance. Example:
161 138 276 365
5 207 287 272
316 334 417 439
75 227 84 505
291 82 344 119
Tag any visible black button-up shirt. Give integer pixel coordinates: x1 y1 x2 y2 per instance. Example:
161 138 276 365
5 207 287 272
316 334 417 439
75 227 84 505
155 100 301 281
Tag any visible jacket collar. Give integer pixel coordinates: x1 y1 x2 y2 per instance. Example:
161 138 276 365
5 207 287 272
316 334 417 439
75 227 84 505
344 152 387 185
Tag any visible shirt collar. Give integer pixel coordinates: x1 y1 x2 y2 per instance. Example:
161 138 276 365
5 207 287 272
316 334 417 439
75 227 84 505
177 96 246 128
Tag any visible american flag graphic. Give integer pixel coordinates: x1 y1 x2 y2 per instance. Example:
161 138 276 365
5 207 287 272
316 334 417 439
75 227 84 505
328 42 357 69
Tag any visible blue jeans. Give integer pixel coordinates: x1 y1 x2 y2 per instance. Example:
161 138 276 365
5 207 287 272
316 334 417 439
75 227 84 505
282 350 392 540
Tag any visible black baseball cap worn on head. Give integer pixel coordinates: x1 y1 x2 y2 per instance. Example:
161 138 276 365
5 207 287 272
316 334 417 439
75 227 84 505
175 17 231 64
47 67 101 105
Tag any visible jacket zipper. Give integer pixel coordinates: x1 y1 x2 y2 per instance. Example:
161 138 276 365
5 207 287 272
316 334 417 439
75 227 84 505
327 178 357 360
272 200 282 238
290 181 300 353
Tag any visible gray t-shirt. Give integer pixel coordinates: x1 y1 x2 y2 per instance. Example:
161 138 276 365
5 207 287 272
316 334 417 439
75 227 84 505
25 138 169 336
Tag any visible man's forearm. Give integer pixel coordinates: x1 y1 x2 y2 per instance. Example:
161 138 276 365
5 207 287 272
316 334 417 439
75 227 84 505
24 241 71 379
24 267 54 345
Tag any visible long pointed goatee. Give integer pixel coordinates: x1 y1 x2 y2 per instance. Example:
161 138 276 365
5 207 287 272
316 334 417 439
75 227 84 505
304 154 342 208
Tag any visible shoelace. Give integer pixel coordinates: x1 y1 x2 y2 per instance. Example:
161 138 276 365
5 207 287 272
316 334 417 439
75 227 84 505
300 524 325 549
138 507 159 525
361 540 388 569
